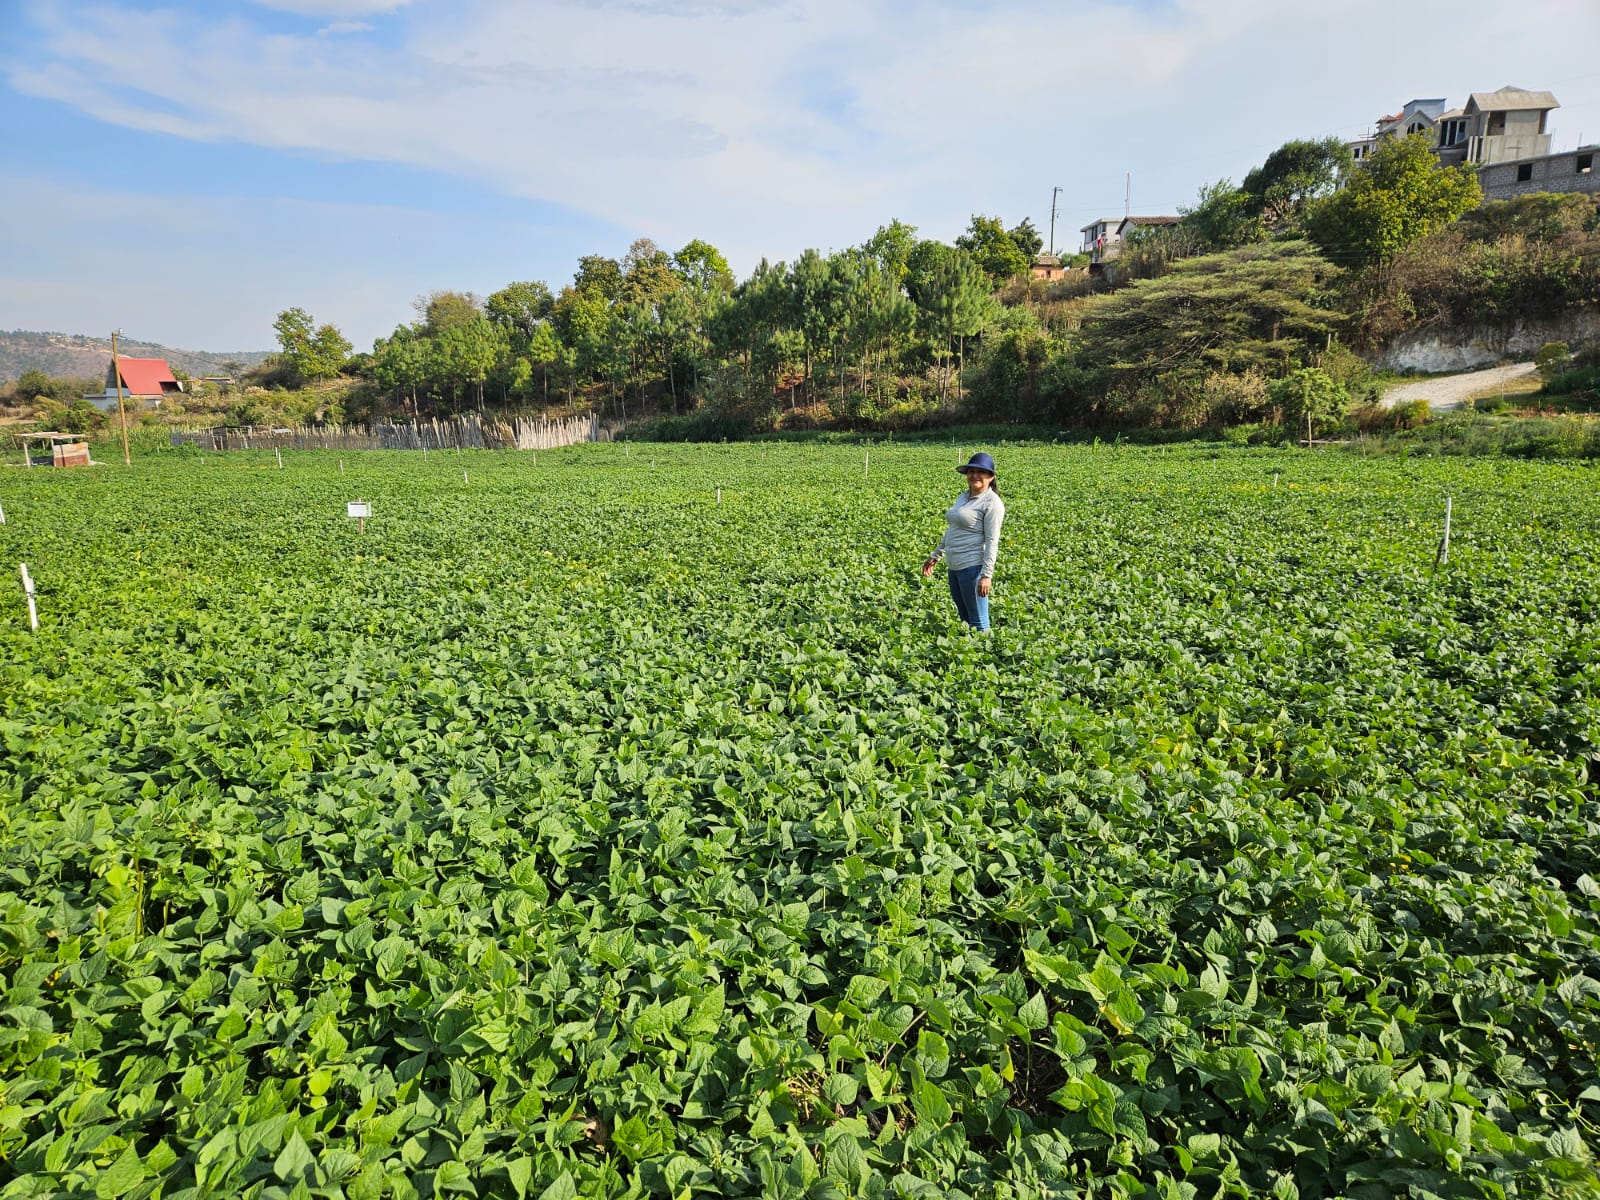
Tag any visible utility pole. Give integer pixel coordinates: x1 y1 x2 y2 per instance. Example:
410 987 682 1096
1049 185 1063 255
1125 172 1131 221
110 329 131 467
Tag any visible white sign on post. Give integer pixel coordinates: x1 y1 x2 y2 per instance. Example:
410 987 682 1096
19 562 38 631
347 502 371 519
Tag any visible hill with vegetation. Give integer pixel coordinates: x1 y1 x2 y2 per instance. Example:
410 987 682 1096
6 135 1598 449
0 330 271 386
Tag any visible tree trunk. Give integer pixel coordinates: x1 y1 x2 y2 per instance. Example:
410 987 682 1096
667 338 677 416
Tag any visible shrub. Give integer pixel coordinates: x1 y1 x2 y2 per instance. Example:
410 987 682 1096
1535 341 1572 382
1543 365 1600 407
1350 397 1429 432
1269 367 1349 440
829 390 881 426
1199 369 1270 425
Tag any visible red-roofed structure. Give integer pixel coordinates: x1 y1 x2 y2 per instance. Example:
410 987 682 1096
107 358 181 399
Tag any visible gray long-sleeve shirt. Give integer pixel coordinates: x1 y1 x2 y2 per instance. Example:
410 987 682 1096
934 489 1005 578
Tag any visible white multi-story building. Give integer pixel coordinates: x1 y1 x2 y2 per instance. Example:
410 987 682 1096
1348 86 1559 169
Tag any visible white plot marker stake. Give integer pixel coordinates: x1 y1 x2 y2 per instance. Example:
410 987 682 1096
276 448 283 469
864 449 870 479
0 500 6 525
716 488 722 505
1434 494 1452 569
464 470 469 485
339 459 345 474
19 563 38 631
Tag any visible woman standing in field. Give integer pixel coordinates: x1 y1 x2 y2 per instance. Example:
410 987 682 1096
922 451 1006 631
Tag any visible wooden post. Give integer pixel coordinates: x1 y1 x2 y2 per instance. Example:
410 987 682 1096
19 563 37 631
1434 495 1452 569
110 330 131 467
716 488 722 505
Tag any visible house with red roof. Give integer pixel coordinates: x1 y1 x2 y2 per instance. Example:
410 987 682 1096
83 357 184 409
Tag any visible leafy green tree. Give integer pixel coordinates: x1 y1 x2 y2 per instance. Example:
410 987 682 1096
789 249 836 402
1076 240 1343 380
272 307 349 384
1181 180 1264 252
1306 135 1481 266
1270 367 1348 441
485 281 554 342
908 243 999 400
433 316 503 411
370 325 430 413
1242 138 1352 230
833 250 915 397
672 240 734 295
956 215 1030 283
525 322 564 405
14 368 52 402
1007 218 1044 259
865 220 918 286
620 238 678 306
415 290 482 338
574 255 624 301
671 240 734 402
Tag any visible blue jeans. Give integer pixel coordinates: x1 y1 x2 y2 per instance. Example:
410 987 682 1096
947 565 990 630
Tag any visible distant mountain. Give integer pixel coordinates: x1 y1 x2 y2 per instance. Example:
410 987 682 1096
0 330 274 385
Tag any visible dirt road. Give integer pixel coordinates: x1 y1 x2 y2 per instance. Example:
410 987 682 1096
1383 361 1539 411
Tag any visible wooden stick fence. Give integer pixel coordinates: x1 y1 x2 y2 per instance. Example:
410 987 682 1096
171 413 618 453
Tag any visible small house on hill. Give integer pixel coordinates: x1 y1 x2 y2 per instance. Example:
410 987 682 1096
1031 253 1065 281
84 357 183 410
1117 215 1181 240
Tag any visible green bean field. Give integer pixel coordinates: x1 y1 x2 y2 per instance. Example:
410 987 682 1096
1 443 1596 1199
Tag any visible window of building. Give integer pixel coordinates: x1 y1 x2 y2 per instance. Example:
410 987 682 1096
1516 163 1533 182
1579 154 1594 175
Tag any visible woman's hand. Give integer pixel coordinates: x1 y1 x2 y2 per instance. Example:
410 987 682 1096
921 558 937 577
978 576 992 597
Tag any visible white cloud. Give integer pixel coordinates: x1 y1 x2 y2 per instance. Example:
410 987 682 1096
251 0 417 16
17 1 1600 244
318 20 376 35
5 0 1600 343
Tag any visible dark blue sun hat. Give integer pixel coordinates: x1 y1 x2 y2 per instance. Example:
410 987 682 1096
957 451 997 476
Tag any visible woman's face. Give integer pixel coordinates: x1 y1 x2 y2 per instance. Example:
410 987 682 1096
967 470 993 494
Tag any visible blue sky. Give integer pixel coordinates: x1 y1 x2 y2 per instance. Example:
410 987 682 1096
2 0 1597 352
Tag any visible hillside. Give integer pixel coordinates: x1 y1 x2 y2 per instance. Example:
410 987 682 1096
0 330 273 385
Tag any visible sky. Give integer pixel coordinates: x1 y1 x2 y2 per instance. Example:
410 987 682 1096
2 0 1597 353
